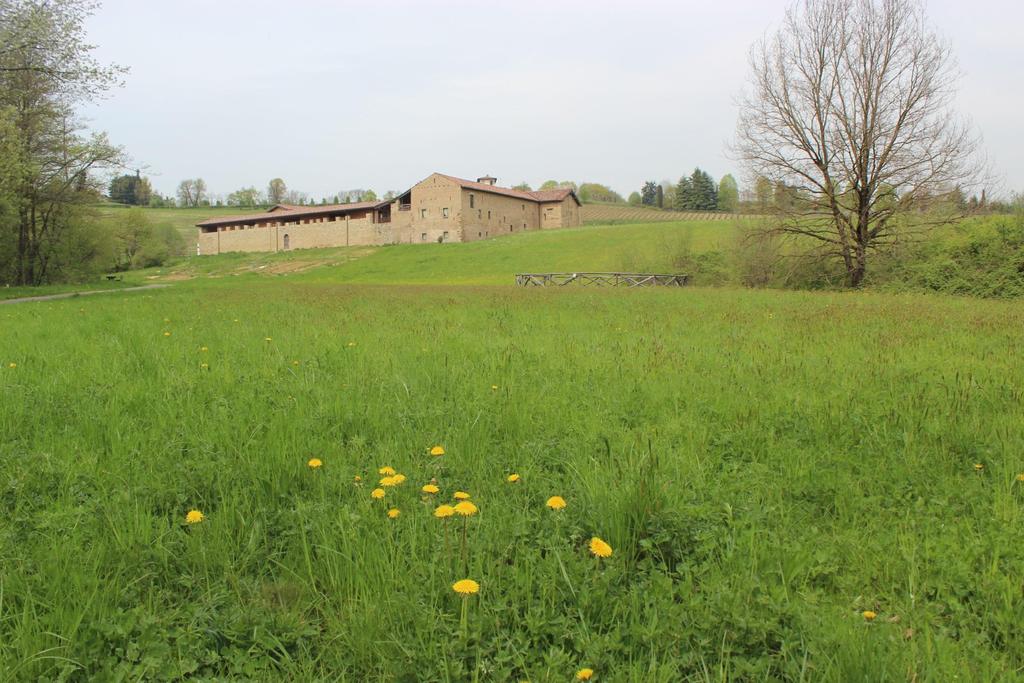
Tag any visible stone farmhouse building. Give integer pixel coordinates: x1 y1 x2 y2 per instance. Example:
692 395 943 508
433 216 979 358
196 173 581 255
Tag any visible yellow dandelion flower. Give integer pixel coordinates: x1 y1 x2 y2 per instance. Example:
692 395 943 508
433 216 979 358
347 341 357 347
264 337 272 342
353 475 362 483
164 318 171 323
422 484 440 494
308 458 323 469
974 463 984 471
454 491 471 500
507 473 520 483
371 488 385 500
1017 473 1024 482
546 496 567 510
380 476 398 487
200 346 208 352
378 466 396 476
452 579 479 595
392 473 407 484
185 509 204 524
387 508 400 519
434 504 455 518
863 610 877 621
7 362 16 369
589 537 613 558
163 331 171 337
576 668 594 681
200 362 209 369
491 385 498 391
454 501 478 516
292 360 300 366
430 445 445 456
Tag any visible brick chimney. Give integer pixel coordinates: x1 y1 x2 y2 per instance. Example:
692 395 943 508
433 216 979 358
476 175 497 186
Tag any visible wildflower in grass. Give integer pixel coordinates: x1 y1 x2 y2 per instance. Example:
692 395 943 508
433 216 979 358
379 466 396 476
163 331 171 337
452 579 479 595
392 474 407 484
265 337 272 342
164 318 171 323
576 668 594 681
200 363 209 370
387 508 400 519
491 385 498 391
589 537 613 558
308 458 323 469
546 496 566 510
185 509 205 524
371 488 385 500
347 341 357 347
292 360 300 366
507 473 520 483
422 484 440 494
454 501 478 516
380 476 397 487
200 346 208 352
430 445 445 456
7 362 16 369
974 463 984 471
1017 473 1024 482
353 475 362 483
863 610 877 621
454 491 471 500
434 504 455 518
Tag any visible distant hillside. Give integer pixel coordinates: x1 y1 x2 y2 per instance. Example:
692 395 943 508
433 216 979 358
582 203 738 224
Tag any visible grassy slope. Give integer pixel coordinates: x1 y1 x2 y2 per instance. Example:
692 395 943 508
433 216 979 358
2 219 1024 679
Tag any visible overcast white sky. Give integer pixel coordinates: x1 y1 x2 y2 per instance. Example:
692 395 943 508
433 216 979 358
82 0 1023 201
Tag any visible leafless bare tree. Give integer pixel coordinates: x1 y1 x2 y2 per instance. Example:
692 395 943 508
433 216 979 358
733 0 986 287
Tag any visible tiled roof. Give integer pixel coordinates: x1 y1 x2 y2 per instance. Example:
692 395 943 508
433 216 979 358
437 174 580 205
196 201 381 228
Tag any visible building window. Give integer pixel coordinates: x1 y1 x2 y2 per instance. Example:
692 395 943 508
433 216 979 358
522 204 525 211
443 231 449 241
421 232 427 241
420 208 427 219
488 211 491 220
477 209 481 219
509 226 513 232
469 194 475 208
283 234 290 250
442 207 449 218
478 232 482 237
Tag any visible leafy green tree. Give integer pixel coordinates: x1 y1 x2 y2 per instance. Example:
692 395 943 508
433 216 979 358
641 181 658 206
577 183 623 204
628 192 642 206
361 189 377 202
227 187 262 207
267 178 287 204
718 174 739 212
108 173 152 206
512 182 532 191
0 0 126 284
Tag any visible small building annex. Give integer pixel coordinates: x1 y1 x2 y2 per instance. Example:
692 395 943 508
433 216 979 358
196 173 581 255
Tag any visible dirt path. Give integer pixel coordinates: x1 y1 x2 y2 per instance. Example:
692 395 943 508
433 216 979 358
0 284 170 305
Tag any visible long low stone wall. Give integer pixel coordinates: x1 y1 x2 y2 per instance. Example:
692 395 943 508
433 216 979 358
198 216 407 255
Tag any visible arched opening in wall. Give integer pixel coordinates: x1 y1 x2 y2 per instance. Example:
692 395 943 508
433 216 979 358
283 234 290 250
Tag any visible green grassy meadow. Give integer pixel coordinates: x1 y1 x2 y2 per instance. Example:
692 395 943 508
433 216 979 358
2 220 1024 681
